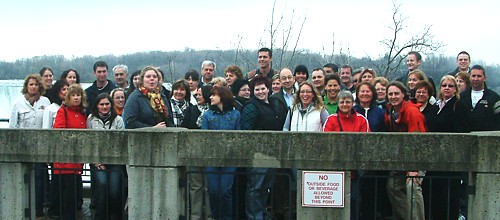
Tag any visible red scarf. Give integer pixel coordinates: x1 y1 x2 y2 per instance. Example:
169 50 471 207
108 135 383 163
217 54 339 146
138 86 168 123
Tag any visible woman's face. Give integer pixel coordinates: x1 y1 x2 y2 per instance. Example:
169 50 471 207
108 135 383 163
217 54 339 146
407 74 419 90
173 87 187 101
66 71 77 85
42 70 53 87
113 90 125 108
338 97 354 114
415 87 429 104
196 88 205 105
299 84 314 108
387 85 405 107
238 84 251 98
27 79 39 96
440 79 456 100
210 93 221 106
325 79 340 100
272 79 281 94
456 77 467 92
71 93 82 107
133 75 140 87
254 83 269 102
361 73 373 83
357 85 373 105
142 70 159 91
97 98 111 115
58 85 69 101
225 72 238 86
375 83 386 101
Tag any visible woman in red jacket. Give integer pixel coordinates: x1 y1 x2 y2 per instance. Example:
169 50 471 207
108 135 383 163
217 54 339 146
384 81 426 220
52 84 87 220
323 91 369 219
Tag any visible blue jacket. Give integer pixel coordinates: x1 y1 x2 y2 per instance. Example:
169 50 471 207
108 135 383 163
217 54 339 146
123 89 174 128
354 104 386 132
201 108 241 130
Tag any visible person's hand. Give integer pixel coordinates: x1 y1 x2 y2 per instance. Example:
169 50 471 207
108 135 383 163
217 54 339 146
154 122 166 128
407 171 422 185
96 164 106 170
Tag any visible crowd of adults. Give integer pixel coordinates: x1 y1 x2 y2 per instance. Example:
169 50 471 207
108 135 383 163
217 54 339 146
8 48 499 220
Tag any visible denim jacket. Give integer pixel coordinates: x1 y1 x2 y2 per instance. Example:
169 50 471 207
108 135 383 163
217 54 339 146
201 108 241 130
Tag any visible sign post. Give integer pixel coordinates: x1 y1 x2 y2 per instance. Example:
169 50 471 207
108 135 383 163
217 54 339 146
302 171 345 207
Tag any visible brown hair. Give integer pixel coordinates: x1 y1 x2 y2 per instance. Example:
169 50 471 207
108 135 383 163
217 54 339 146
64 84 87 111
22 74 45 95
224 65 243 79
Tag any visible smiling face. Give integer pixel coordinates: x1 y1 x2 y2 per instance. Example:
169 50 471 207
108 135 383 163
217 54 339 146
238 84 251 98
173 87 187 101
271 78 281 94
42 70 53 87
295 72 307 84
338 97 353 114
280 69 295 90
415 87 429 104
299 84 314 108
195 88 205 105
387 85 405 107
253 83 269 102
58 85 69 101
457 54 470 71
312 70 325 90
97 98 111 115
112 90 125 108
66 71 77 85
142 70 159 91
325 79 340 101
407 73 419 90
375 83 386 101
258 51 272 69
357 84 373 106
440 79 456 100
340 67 352 85
406 54 421 71
361 72 373 83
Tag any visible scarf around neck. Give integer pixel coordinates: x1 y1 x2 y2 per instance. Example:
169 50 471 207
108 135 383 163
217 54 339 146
24 93 41 106
139 86 167 124
171 98 187 126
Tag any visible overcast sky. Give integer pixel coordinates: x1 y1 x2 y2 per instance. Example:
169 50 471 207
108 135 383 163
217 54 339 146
1 0 499 65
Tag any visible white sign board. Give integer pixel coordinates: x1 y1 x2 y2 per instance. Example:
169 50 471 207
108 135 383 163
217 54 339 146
302 171 344 207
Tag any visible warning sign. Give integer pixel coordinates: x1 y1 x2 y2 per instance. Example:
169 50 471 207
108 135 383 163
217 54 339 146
302 171 344 207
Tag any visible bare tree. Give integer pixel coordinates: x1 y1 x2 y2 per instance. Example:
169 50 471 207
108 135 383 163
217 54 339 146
376 2 444 78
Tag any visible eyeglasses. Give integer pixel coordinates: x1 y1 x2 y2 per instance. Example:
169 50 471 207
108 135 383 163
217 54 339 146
441 84 455 88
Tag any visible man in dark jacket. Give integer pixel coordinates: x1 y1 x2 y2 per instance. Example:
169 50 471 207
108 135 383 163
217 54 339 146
85 61 117 114
448 51 471 76
271 68 295 110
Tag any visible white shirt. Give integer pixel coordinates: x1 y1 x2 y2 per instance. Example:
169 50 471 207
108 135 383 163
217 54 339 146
9 96 50 128
42 102 61 129
471 90 484 108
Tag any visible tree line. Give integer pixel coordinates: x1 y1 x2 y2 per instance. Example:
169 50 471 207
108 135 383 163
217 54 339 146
0 49 499 92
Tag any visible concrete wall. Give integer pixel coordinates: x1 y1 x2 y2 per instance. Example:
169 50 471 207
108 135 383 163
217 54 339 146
0 128 498 219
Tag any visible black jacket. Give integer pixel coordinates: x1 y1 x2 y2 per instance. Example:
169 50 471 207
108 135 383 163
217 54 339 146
434 96 470 132
460 88 500 131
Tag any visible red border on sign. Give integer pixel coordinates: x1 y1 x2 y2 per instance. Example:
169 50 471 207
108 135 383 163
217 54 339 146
301 171 345 208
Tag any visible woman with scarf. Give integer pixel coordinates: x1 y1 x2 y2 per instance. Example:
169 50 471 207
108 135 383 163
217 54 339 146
170 79 192 127
10 74 51 217
87 93 126 220
123 66 174 128
231 79 251 112
110 88 125 116
52 84 87 220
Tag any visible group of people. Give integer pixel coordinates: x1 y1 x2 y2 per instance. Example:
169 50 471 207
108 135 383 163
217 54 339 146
9 48 500 220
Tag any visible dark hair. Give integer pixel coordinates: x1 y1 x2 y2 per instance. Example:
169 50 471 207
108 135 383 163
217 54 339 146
457 51 470 61
210 86 235 111
471 64 486 76
49 80 70 104
184 70 200 81
157 69 165 81
93 61 108 72
258 47 272 58
414 80 434 98
90 93 117 124
60 69 80 84
408 51 422 61
455 72 471 89
325 74 341 85
39 67 53 77
294 65 309 80
230 78 249 96
200 84 213 105
355 81 378 106
312 68 325 76
170 79 191 103
323 63 338 73
250 74 271 95
127 70 141 98
340 65 353 73
387 81 410 101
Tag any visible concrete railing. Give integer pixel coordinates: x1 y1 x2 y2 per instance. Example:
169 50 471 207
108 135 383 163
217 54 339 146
0 128 498 219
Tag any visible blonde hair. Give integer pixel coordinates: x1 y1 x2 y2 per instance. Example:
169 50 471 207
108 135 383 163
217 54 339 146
64 84 87 110
438 75 460 100
292 81 324 112
211 77 228 87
